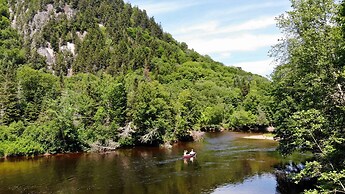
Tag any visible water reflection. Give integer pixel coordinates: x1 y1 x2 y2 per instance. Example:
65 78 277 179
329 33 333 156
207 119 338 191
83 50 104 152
0 132 307 194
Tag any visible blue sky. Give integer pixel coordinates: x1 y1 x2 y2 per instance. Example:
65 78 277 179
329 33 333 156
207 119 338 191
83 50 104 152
126 0 291 77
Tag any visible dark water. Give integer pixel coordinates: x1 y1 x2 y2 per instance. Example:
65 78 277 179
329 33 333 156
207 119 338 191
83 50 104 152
0 132 305 194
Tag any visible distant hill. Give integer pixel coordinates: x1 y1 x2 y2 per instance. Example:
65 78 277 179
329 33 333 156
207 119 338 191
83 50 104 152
9 0 205 75
0 0 272 157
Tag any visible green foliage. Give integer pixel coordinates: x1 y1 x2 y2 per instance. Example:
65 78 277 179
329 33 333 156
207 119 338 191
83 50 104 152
74 27 108 73
130 80 172 144
271 0 345 192
171 89 201 139
0 0 273 158
17 66 61 122
278 109 327 154
0 1 25 125
200 105 224 127
230 108 256 129
0 123 44 156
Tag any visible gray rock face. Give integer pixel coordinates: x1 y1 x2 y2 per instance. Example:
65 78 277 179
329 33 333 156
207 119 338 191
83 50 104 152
10 2 79 68
60 42 76 56
60 42 76 76
76 31 88 40
31 10 50 37
64 5 76 20
37 44 55 66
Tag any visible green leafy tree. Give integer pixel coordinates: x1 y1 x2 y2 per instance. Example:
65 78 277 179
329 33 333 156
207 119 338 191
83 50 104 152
173 89 201 139
200 105 224 129
130 80 172 145
17 66 60 122
271 0 345 192
230 108 256 129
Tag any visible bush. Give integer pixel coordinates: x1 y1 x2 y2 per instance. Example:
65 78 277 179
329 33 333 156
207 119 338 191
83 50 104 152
230 109 256 129
0 138 44 157
0 142 4 157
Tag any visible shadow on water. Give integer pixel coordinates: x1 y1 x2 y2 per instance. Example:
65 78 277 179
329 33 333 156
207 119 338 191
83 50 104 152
0 132 309 194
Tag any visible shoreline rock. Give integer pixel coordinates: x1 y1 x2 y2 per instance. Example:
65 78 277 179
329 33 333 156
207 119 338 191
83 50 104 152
190 131 205 142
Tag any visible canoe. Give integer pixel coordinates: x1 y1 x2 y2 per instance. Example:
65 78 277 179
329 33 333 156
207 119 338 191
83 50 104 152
183 153 196 159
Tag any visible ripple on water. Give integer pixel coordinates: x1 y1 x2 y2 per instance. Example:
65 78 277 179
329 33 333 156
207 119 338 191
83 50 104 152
210 173 277 194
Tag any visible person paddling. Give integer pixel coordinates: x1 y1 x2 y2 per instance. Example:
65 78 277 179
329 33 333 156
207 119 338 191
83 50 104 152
189 149 196 156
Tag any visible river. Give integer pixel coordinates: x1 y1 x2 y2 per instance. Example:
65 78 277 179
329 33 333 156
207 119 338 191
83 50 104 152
0 132 306 194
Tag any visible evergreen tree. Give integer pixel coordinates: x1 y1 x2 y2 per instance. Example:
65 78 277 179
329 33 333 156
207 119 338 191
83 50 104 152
0 0 25 125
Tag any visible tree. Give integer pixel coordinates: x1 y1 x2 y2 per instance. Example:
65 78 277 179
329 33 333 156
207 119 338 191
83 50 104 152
130 80 172 145
17 66 61 122
74 27 108 73
173 89 201 139
0 0 25 124
271 0 345 192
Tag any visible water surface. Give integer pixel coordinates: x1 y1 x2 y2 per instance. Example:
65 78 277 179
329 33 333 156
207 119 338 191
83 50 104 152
0 132 304 194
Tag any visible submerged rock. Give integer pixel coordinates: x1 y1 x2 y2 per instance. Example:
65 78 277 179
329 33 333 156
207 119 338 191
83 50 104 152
275 162 316 193
160 142 173 149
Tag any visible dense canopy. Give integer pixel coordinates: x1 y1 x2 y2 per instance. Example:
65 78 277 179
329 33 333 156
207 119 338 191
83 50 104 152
271 0 345 192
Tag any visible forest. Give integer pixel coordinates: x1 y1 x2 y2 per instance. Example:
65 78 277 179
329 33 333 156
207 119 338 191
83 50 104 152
0 0 272 157
1 0 345 192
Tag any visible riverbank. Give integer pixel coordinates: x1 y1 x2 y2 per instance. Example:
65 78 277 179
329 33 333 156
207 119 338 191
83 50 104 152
0 132 274 160
242 134 275 140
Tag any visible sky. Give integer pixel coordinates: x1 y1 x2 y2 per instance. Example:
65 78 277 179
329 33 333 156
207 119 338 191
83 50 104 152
126 0 291 77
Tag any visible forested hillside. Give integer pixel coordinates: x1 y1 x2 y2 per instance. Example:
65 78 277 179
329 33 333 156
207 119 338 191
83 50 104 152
0 0 272 157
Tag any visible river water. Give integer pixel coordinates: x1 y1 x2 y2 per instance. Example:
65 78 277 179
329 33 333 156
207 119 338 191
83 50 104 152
0 132 305 194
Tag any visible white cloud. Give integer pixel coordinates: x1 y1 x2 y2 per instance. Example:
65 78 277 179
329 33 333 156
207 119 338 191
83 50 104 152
220 16 276 34
174 16 276 36
219 52 232 59
128 1 202 15
177 21 220 34
206 1 289 19
181 33 280 55
229 59 277 77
